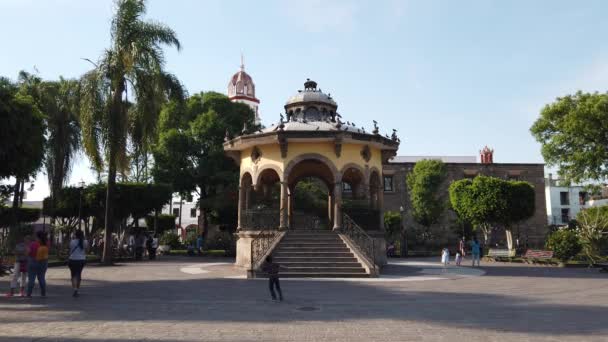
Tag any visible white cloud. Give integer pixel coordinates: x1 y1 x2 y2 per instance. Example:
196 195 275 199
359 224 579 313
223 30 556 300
279 0 358 33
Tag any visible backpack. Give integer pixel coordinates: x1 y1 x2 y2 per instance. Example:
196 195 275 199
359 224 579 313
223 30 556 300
36 245 49 261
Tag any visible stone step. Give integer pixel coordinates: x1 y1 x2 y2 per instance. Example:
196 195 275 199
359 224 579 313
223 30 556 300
287 230 336 235
273 251 354 258
279 242 345 247
282 236 342 241
274 272 370 278
276 262 363 268
276 246 350 252
282 267 366 273
273 257 359 263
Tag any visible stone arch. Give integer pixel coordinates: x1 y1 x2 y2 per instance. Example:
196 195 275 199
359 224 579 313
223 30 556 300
284 153 341 187
341 163 366 200
254 164 283 187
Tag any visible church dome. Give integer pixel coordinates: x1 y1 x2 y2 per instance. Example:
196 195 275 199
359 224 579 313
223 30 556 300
228 66 256 99
285 79 338 123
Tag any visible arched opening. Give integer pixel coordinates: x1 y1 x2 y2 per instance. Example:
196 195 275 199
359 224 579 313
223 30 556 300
341 166 365 201
286 158 338 230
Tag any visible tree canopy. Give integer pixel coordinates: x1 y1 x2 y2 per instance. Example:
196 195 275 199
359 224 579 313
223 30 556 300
406 159 447 227
78 0 183 263
531 91 608 184
0 77 46 180
153 91 259 227
449 176 535 249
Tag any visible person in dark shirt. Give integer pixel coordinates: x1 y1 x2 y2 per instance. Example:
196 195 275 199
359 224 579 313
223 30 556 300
262 256 286 302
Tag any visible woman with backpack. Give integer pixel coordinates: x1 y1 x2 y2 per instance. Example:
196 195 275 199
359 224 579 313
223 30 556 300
26 231 49 297
68 230 88 297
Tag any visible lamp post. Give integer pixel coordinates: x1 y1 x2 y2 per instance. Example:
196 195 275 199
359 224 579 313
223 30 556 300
399 206 407 257
78 180 85 232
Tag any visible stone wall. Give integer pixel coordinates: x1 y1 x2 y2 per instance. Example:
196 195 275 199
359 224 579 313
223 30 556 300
382 162 548 249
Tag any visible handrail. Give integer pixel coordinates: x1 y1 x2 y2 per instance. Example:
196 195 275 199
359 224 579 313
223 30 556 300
341 212 377 274
248 208 284 276
242 209 280 230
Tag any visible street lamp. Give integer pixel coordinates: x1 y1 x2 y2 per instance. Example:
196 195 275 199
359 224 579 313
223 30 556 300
399 206 407 257
78 180 85 232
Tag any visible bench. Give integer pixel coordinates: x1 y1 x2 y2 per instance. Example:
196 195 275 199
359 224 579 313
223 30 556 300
0 256 15 276
523 249 554 264
486 248 514 261
595 263 608 273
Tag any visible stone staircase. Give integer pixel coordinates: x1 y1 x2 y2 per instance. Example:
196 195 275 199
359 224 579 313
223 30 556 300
269 230 370 278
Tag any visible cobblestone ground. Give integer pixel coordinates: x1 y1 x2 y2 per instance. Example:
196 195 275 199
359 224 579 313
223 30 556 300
1 256 607 342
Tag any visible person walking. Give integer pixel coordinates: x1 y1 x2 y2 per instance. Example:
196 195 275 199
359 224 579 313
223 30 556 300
471 237 481 267
262 256 286 302
6 235 30 297
458 237 466 258
441 247 450 267
26 231 49 297
68 230 88 297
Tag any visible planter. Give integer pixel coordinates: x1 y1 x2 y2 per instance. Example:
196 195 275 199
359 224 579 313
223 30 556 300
158 245 171 254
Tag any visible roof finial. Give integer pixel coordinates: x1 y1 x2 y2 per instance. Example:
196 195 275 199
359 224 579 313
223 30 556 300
240 52 244 71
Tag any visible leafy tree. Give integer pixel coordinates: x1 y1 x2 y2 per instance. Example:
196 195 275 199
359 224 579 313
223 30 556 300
145 214 176 234
576 206 608 264
383 211 401 242
79 0 183 264
0 76 46 208
449 176 534 249
531 91 608 184
546 229 582 263
503 181 535 250
406 159 447 228
39 78 82 213
153 92 258 230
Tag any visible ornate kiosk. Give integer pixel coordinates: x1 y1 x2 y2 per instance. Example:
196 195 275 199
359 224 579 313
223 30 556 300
224 80 399 277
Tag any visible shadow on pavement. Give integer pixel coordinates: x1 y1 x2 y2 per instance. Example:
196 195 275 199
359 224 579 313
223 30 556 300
1 272 607 336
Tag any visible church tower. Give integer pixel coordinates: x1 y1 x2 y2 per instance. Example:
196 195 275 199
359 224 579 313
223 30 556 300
228 56 260 124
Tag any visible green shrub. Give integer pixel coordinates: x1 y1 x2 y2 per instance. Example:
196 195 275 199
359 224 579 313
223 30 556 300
159 231 180 249
546 229 582 262
144 214 176 233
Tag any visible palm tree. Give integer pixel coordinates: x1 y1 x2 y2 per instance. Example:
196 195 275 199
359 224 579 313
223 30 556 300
40 78 81 219
79 0 183 264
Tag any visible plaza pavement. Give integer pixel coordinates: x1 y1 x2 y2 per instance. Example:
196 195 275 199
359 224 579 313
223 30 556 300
0 256 607 342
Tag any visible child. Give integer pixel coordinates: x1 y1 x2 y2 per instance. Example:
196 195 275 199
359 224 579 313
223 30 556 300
6 236 29 297
441 247 450 267
262 256 286 302
455 251 462 266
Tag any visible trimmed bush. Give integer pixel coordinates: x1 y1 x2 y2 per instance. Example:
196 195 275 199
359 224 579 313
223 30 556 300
546 229 582 262
159 231 180 249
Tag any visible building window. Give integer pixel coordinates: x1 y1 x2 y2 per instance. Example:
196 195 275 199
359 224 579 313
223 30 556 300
172 208 180 217
579 191 587 205
560 192 569 205
561 208 570 223
383 176 394 192
342 183 352 193
190 208 197 218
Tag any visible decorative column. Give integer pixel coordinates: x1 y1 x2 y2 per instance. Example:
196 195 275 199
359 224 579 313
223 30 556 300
237 184 245 230
327 190 333 226
287 185 294 228
333 182 342 231
377 179 385 231
279 181 289 230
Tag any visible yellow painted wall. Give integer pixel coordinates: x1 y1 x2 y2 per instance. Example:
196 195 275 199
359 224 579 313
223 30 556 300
239 141 383 183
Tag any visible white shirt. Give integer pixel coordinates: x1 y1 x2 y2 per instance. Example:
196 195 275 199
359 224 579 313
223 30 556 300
69 239 88 260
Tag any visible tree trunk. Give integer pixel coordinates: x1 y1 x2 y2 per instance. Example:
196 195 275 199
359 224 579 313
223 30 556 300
102 152 117 265
154 209 158 235
12 178 21 209
505 228 513 251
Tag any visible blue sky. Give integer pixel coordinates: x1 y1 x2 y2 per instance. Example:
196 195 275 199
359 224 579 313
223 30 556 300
2 0 608 200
